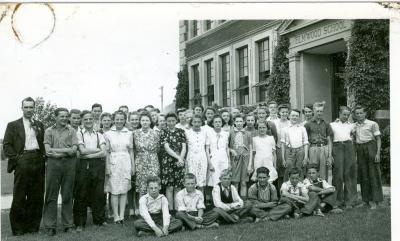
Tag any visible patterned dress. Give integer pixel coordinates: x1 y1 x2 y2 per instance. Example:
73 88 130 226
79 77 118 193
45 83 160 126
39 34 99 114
185 128 208 187
133 128 160 195
159 128 186 189
104 126 133 195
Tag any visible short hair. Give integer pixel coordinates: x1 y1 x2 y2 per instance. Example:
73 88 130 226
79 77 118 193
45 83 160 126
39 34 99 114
165 112 178 121
145 105 155 109
205 107 216 114
245 113 256 120
290 109 301 115
176 108 187 116
256 167 270 176
158 113 166 119
353 105 365 112
302 104 314 114
80 110 92 118
119 105 129 111
306 164 319 172
219 169 232 179
153 108 160 113
278 104 290 112
288 167 301 176
55 107 69 117
137 108 145 113
233 114 245 121
211 115 223 128
257 106 268 113
267 100 278 107
313 101 326 110
91 103 102 111
339 106 351 113
21 97 35 107
146 176 161 186
113 110 127 121
128 111 140 121
220 109 233 125
70 109 81 116
184 173 197 181
100 112 112 120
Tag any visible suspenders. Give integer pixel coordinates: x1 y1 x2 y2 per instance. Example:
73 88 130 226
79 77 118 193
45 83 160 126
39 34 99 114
79 130 101 169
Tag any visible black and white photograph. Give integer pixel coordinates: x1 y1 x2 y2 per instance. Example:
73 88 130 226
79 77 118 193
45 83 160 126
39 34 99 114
0 2 396 241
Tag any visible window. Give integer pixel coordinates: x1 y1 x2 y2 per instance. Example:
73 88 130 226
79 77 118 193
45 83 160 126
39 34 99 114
205 20 212 31
192 20 199 37
257 38 270 102
184 20 188 41
192 65 201 106
206 59 215 106
238 47 249 105
221 54 231 107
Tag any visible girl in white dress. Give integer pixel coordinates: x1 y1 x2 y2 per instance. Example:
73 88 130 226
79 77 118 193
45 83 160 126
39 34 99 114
185 114 210 191
248 122 278 183
206 115 230 186
104 111 134 224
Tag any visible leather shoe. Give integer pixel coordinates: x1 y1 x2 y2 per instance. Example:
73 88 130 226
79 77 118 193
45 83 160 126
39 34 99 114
13 231 24 236
46 229 56 236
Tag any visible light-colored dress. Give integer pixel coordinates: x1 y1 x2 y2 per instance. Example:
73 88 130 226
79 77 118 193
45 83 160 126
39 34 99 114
252 135 278 183
133 128 160 195
186 128 208 187
207 129 230 186
104 126 133 195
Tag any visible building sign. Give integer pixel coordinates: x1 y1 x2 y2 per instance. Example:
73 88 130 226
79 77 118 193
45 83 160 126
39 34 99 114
290 20 352 47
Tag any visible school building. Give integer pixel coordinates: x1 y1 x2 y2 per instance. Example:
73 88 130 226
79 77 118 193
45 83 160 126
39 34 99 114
179 20 354 122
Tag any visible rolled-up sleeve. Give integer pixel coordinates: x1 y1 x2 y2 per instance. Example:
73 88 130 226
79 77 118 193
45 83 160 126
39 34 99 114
161 197 171 227
175 191 186 212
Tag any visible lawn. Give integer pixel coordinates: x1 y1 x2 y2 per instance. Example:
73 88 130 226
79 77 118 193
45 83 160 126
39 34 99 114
1 161 13 195
1 205 391 241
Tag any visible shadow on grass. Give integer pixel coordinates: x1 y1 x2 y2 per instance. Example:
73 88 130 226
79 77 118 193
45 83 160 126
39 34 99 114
1 205 391 241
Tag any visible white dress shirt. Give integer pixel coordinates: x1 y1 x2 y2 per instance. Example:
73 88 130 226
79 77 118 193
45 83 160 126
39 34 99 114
212 184 243 211
22 117 39 150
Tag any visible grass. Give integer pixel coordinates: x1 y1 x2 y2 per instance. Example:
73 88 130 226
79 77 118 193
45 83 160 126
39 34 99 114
1 161 13 195
0 205 391 241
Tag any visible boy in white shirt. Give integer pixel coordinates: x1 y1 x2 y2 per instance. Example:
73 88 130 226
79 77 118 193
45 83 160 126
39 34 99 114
134 176 182 237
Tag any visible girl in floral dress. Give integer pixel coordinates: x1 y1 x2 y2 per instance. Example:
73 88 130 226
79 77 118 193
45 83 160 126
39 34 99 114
104 111 134 224
133 112 160 196
160 112 187 211
185 114 210 192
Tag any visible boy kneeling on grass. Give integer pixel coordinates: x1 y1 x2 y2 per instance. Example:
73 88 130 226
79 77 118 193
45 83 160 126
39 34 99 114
175 173 220 230
134 176 183 237
303 164 343 215
279 167 320 219
212 169 254 224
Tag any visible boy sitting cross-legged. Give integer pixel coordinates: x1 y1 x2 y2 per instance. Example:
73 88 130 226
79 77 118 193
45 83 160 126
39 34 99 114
212 169 254 224
134 176 183 237
247 167 280 222
279 167 320 219
303 164 343 216
175 173 220 230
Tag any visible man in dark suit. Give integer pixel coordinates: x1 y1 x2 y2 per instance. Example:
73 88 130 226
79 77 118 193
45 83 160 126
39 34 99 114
3 97 46 236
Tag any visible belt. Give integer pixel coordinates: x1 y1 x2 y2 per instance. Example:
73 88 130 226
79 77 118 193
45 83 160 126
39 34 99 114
23 149 40 154
356 140 375 145
310 143 327 147
333 140 352 144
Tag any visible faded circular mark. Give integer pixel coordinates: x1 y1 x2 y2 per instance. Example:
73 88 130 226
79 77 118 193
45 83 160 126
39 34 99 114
11 3 55 49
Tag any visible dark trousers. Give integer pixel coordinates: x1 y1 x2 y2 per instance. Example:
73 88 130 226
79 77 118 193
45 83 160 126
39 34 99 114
279 192 319 215
213 203 253 224
332 142 357 206
43 157 76 229
317 191 338 211
73 158 106 227
276 148 284 195
133 213 182 234
266 203 292 221
10 152 44 235
356 141 384 203
176 210 219 230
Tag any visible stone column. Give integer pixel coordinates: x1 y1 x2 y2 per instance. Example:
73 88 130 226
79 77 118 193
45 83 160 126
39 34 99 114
287 51 301 108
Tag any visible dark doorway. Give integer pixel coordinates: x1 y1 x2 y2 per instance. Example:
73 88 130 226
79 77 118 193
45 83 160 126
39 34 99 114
331 52 347 120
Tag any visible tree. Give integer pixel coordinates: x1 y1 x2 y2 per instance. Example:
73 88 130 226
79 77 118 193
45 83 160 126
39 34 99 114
175 65 189 109
344 19 389 118
34 97 57 129
266 35 290 105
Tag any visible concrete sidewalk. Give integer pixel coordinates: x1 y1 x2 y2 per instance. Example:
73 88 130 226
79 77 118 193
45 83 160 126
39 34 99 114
0 186 391 211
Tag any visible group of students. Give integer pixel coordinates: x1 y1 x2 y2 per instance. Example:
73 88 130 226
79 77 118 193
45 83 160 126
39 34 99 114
3 97 384 237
